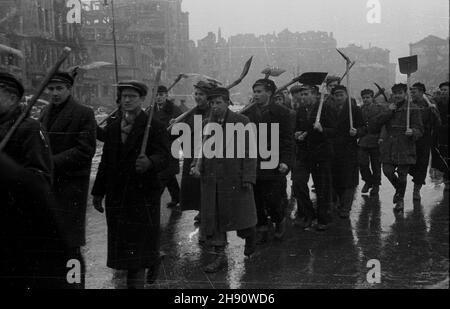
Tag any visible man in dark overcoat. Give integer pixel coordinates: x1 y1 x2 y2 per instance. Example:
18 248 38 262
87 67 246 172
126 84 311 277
358 89 388 196
40 71 97 288
375 83 424 211
178 81 214 223
191 87 257 273
154 85 183 207
329 85 365 219
242 79 294 244
409 82 441 200
92 80 170 288
292 84 336 231
0 72 68 289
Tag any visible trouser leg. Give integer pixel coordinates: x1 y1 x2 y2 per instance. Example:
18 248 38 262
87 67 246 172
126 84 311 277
358 147 373 185
293 163 314 220
397 165 410 199
254 180 269 228
410 138 431 186
383 164 398 189
166 176 180 202
340 187 356 215
66 247 85 289
311 160 333 225
266 177 287 225
370 148 382 186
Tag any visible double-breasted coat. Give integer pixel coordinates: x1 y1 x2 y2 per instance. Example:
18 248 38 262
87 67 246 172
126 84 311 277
91 111 170 270
40 97 97 248
199 110 258 235
375 100 424 165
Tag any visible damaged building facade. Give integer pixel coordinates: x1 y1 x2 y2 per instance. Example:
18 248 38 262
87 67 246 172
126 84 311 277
0 0 85 97
80 0 192 109
196 29 396 104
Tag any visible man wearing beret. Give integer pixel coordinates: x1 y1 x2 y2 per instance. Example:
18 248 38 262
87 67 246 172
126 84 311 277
358 89 388 196
409 82 441 200
40 71 97 288
154 85 183 208
375 83 423 211
179 81 214 225
191 87 258 273
242 79 294 244
292 84 336 231
92 80 171 288
0 72 69 288
329 85 365 219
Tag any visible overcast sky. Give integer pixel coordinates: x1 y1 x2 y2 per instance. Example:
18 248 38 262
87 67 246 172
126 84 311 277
182 0 449 62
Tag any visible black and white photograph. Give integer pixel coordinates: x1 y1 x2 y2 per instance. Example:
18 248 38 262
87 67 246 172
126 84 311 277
0 0 448 292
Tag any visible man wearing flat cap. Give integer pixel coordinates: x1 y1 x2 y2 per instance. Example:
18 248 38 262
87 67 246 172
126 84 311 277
292 84 336 231
154 85 183 208
409 82 441 200
92 80 171 288
374 83 423 211
190 87 257 273
179 80 215 226
40 71 97 288
0 71 69 288
329 85 365 219
358 89 388 196
242 78 294 244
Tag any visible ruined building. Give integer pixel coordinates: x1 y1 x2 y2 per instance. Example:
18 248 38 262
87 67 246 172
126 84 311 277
409 35 449 89
0 0 85 94
80 0 192 108
196 29 396 103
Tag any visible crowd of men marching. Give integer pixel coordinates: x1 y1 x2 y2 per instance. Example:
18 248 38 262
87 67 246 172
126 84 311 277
0 67 448 289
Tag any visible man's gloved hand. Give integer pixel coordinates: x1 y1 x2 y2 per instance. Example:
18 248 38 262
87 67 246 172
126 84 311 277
136 154 152 174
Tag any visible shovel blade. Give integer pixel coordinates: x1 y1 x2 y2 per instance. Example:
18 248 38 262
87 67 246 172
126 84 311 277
297 72 329 85
399 55 418 75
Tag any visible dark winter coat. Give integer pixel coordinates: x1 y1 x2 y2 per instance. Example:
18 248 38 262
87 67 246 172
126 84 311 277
359 102 388 149
0 108 69 289
241 102 295 178
329 100 365 189
154 99 183 177
375 100 424 165
200 110 257 235
91 111 171 270
40 96 97 247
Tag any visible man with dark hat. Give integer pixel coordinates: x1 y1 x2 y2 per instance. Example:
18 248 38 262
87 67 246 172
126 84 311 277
292 84 336 231
40 71 97 288
190 87 257 273
154 85 183 208
0 72 69 288
179 81 215 225
358 89 388 196
409 82 441 200
92 80 171 288
375 83 423 211
242 78 294 243
329 85 364 219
